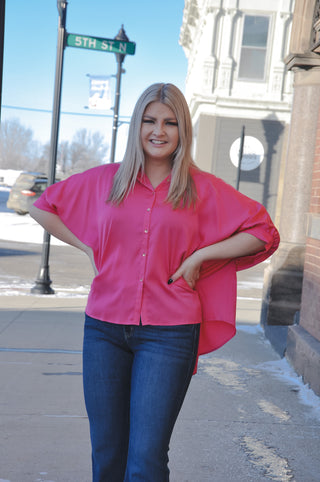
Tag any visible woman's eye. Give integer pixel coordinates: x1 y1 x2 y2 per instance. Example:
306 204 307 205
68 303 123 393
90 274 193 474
142 119 154 124
166 121 178 126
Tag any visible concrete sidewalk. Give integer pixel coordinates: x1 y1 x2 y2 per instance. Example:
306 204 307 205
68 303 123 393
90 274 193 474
1 293 320 482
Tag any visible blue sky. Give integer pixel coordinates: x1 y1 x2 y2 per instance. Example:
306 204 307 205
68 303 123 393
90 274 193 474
1 0 188 161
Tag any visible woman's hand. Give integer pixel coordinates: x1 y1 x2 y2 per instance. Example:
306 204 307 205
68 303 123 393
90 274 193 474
168 251 204 289
168 233 266 289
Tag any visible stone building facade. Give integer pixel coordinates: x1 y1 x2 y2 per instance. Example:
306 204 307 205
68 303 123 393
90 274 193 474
180 0 295 218
280 0 320 395
242 0 320 396
180 0 320 396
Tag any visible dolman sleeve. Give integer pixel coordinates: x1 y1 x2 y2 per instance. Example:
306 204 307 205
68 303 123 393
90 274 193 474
33 165 113 249
197 174 280 273
194 173 280 365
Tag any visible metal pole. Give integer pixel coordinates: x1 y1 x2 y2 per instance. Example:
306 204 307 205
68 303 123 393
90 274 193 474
0 0 5 122
110 25 129 163
236 125 245 191
31 1 67 294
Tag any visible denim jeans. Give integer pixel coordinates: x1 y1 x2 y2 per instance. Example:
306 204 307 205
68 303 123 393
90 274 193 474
82 314 200 482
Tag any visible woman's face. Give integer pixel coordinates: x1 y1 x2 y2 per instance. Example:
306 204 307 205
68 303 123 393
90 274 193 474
140 101 180 166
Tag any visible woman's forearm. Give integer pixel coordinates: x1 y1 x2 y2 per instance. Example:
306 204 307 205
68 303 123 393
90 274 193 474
194 232 266 264
169 232 266 288
29 204 89 254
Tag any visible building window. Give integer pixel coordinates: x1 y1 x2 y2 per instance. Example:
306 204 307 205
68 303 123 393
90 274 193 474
238 15 270 81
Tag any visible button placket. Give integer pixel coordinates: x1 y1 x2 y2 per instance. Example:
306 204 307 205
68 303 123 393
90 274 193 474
133 190 157 324
137 193 156 288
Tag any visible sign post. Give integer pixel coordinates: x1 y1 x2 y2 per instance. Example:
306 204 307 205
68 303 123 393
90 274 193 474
66 33 136 55
31 0 67 295
31 7 135 294
110 26 130 163
67 27 135 162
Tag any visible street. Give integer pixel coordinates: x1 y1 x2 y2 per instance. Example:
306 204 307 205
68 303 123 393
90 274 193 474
0 239 320 481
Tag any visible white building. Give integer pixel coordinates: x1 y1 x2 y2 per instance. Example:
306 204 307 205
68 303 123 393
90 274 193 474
180 0 295 217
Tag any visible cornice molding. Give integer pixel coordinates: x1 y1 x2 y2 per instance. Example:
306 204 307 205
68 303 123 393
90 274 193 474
180 0 200 45
285 52 320 69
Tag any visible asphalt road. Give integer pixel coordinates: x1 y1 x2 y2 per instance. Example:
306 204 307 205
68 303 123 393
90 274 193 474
0 239 94 294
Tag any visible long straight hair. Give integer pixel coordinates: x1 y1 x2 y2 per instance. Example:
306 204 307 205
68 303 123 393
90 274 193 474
108 83 197 208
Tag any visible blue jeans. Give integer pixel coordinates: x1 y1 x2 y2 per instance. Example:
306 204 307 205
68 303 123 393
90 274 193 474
83 314 200 482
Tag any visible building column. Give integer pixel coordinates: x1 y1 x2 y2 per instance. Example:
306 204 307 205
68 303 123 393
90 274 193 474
270 11 293 99
260 66 320 354
217 8 238 95
201 7 221 94
260 0 320 355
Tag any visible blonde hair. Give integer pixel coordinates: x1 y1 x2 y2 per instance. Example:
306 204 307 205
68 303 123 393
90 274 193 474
108 83 198 208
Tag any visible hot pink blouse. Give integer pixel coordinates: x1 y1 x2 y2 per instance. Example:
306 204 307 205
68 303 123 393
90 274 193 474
34 163 279 368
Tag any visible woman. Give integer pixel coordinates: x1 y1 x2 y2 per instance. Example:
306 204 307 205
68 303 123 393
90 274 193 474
30 83 279 481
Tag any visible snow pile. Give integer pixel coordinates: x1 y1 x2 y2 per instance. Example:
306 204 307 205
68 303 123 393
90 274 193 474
0 169 23 186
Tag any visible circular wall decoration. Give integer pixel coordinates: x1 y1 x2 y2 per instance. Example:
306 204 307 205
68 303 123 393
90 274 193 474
229 136 264 171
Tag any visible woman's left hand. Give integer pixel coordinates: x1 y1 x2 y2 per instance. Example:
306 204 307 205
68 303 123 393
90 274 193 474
168 251 203 289
168 233 266 289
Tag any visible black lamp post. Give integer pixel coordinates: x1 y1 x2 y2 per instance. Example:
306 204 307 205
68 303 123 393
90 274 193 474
31 0 67 294
0 0 5 122
236 125 245 191
110 25 129 163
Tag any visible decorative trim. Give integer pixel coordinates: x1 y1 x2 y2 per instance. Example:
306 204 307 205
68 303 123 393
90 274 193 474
312 0 320 49
285 52 320 69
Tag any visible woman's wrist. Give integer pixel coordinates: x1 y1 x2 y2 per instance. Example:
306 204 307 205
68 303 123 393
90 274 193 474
192 248 208 266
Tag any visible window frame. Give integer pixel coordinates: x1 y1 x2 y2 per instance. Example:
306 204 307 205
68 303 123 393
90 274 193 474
237 13 272 82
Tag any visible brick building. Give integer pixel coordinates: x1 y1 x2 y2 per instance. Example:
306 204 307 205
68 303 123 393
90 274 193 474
262 0 320 396
286 98 320 395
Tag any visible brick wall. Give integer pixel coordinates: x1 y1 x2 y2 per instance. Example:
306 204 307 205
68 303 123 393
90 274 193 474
299 103 320 341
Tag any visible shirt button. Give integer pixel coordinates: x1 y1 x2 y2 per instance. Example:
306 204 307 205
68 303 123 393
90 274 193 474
142 253 146 257
144 229 148 233
140 278 143 282
147 208 151 212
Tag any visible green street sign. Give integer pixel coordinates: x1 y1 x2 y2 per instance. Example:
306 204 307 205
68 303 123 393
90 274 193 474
66 33 136 55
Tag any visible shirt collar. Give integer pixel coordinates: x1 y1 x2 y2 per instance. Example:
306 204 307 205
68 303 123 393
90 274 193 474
137 169 171 191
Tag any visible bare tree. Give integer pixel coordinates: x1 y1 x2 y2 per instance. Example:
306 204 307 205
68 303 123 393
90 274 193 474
0 120 108 176
68 129 108 174
32 142 50 174
32 141 70 178
57 140 70 175
0 118 40 170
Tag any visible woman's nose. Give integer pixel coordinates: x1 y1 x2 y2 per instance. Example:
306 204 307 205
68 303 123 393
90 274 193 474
153 122 164 135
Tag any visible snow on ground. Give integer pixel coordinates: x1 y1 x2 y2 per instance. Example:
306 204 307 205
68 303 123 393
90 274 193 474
0 186 62 245
0 186 64 246
258 357 320 421
0 212 65 246
0 188 86 296
235 324 320 419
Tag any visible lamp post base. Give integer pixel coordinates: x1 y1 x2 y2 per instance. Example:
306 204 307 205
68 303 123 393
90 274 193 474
31 267 55 295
